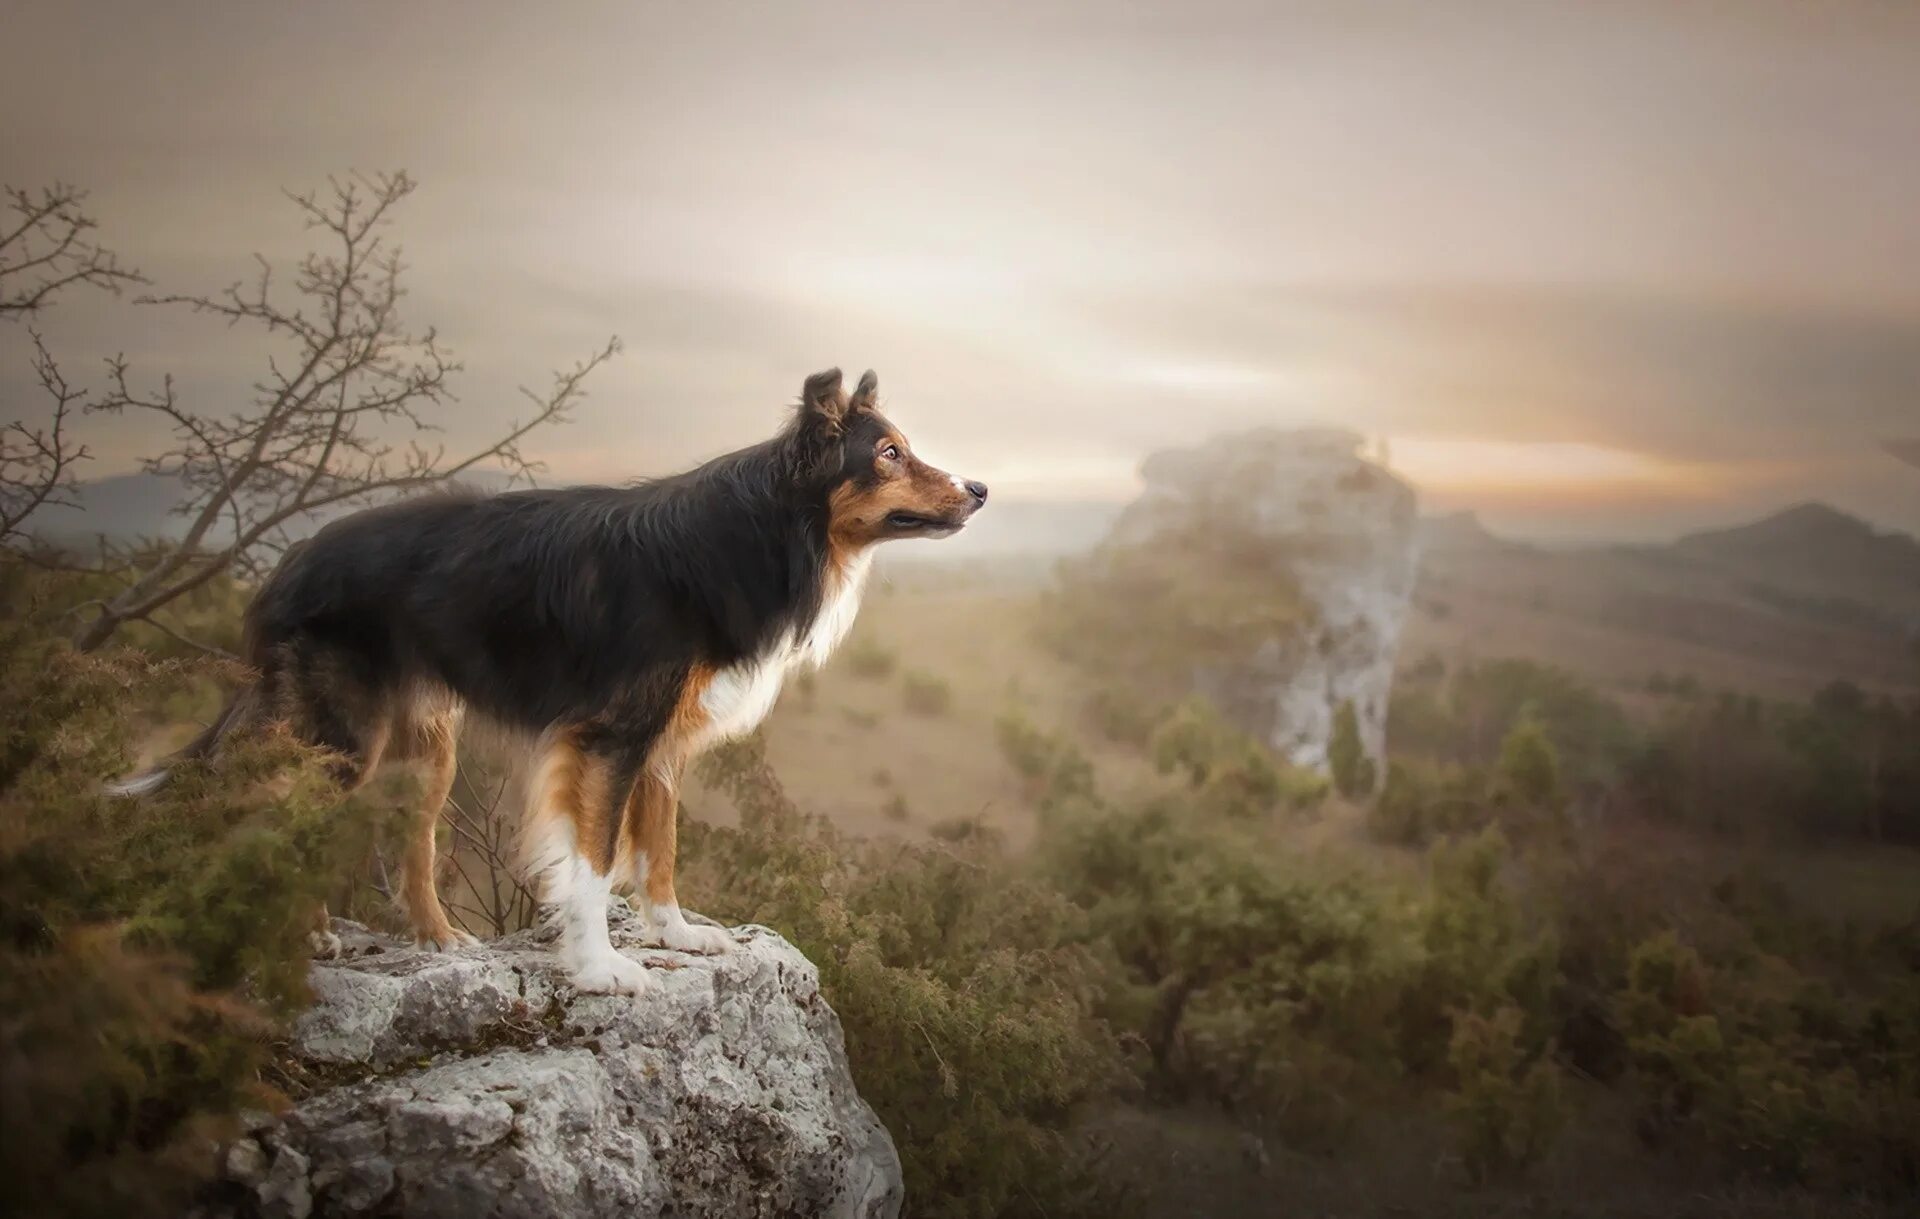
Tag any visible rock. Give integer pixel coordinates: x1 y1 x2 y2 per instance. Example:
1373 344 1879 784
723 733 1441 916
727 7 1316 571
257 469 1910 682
1107 427 1419 774
209 906 903 1219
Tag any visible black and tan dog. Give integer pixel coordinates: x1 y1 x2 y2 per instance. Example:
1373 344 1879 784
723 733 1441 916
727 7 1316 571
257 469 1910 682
111 368 986 994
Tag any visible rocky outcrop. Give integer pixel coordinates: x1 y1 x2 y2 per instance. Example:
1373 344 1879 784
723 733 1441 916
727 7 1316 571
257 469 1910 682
205 906 901 1219
1108 428 1419 774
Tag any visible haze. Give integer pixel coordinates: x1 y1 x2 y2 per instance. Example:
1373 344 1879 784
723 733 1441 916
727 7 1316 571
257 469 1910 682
5 0 1919 544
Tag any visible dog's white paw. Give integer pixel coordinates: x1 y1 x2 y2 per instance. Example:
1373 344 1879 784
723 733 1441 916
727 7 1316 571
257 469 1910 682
309 928 344 960
415 927 480 953
568 951 655 997
654 920 736 956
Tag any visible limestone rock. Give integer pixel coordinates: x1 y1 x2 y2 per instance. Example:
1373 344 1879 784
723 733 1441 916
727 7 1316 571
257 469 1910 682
1109 427 1419 773
206 906 902 1219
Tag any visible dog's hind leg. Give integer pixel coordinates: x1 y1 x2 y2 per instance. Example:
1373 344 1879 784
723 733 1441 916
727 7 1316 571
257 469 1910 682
389 700 475 952
526 729 654 996
279 646 394 957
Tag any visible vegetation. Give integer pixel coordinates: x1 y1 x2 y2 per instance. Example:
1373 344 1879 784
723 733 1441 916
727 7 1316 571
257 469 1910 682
842 634 899 679
6 545 1919 1216
901 668 955 716
1328 699 1375 797
0 588 400 1219
1039 526 1316 698
684 738 1123 1219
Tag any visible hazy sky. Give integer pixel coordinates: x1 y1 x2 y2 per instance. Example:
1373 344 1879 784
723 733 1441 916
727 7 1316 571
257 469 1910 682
5 0 1919 543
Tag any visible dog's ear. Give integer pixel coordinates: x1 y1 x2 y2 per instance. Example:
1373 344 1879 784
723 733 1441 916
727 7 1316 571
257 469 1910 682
800 367 848 431
849 369 879 413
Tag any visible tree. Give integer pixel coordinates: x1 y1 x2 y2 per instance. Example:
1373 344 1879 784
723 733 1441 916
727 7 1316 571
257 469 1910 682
1329 699 1376 798
1 184 146 547
60 172 617 651
1495 711 1561 809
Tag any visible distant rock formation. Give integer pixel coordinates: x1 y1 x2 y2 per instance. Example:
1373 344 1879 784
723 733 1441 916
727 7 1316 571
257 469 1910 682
205 908 901 1219
1105 428 1420 775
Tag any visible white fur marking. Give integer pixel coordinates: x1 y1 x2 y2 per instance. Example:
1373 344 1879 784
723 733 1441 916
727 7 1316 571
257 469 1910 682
797 549 873 670
558 853 652 995
691 549 874 751
649 900 735 955
696 654 788 749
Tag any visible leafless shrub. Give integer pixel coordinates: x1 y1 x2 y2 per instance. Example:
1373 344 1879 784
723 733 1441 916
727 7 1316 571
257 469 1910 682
440 756 539 938
64 171 618 650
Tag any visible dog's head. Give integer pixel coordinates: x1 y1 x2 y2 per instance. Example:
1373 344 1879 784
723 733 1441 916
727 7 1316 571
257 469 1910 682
796 367 987 547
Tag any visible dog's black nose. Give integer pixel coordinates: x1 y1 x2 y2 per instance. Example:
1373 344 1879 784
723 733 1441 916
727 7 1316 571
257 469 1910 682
965 480 989 503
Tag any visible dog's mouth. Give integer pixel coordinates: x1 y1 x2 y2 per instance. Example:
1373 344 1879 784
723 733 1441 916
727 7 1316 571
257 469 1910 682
886 509 968 535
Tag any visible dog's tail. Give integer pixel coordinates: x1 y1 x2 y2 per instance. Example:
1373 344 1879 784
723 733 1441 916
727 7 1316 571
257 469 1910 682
104 690 253 798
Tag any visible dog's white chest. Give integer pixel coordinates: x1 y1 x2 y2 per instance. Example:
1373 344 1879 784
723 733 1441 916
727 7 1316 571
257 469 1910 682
698 657 788 745
797 551 873 668
695 553 873 747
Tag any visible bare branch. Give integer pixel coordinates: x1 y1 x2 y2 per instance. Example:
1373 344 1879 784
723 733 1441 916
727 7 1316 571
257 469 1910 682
69 171 618 651
0 183 146 317
2 329 93 545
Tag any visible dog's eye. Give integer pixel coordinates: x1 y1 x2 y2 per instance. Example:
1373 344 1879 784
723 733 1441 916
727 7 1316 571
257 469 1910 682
880 444 900 462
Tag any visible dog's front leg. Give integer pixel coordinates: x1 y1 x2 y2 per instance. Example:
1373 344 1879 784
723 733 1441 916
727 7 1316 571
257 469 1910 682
630 763 733 956
531 732 656 996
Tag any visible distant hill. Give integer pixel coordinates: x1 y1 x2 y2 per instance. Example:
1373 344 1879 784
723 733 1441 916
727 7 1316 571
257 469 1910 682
1670 502 1920 621
1406 502 1920 698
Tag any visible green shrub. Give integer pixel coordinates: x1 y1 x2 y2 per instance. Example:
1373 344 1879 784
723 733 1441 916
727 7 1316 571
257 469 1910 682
1328 700 1376 797
0 603 396 1218
1082 685 1161 748
1445 1004 1565 1184
995 708 1096 810
1368 760 1488 846
1494 711 1563 810
1148 697 1323 817
843 635 898 679
901 669 954 716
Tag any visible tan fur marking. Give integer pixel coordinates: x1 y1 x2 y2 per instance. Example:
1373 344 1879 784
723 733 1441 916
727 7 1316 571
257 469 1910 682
635 768 683 911
825 436 975 551
391 707 462 944
522 728 616 877
618 666 714 899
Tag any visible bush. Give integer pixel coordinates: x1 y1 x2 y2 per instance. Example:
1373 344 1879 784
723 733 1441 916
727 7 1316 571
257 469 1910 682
1082 685 1161 748
901 669 954 716
995 707 1097 810
1445 1004 1565 1184
1148 697 1324 817
0 599 395 1218
842 635 898 679
1328 700 1376 798
1368 760 1488 846
1494 711 1562 810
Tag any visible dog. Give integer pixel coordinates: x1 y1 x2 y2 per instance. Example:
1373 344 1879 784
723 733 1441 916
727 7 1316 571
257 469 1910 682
110 368 987 994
